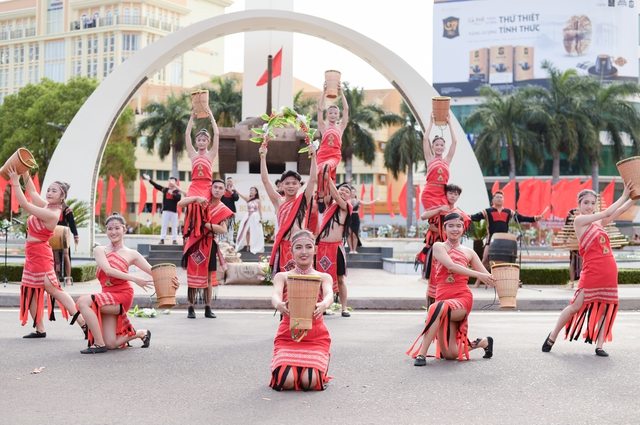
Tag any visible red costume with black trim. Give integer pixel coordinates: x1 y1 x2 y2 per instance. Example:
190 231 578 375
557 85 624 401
270 278 331 391
564 223 618 344
270 195 308 273
408 246 473 361
77 250 136 346
183 201 233 288
20 213 69 327
315 202 352 293
316 126 342 185
183 154 213 239
420 157 449 211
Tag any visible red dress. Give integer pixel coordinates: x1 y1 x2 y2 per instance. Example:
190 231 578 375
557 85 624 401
408 246 473 361
564 223 618 344
420 157 449 211
183 154 213 239
20 212 69 327
316 125 342 183
270 278 331 391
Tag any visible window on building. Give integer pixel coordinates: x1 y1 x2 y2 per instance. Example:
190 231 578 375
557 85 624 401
76 38 82 56
92 58 97 77
44 40 65 82
124 8 130 25
133 8 139 25
359 174 374 184
179 171 186 182
106 10 112 25
156 170 169 181
46 3 64 34
1 26 6 41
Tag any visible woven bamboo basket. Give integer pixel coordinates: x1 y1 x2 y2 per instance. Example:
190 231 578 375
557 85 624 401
432 96 451 126
616 156 640 200
191 89 210 119
492 263 520 309
324 70 341 99
151 263 177 308
287 274 322 332
0 148 37 181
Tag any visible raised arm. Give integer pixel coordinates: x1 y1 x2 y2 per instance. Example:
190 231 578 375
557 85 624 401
185 111 197 159
359 198 380 207
303 144 318 204
22 172 46 207
317 85 327 133
602 198 636 226
8 168 57 227
259 145 282 208
423 113 435 162
575 182 632 231
235 189 250 203
206 108 219 163
328 179 348 210
444 114 457 164
338 84 349 133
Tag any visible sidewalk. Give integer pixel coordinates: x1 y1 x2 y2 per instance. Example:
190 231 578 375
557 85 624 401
2 267 640 311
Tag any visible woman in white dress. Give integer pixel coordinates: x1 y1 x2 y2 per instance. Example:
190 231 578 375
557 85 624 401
235 187 265 254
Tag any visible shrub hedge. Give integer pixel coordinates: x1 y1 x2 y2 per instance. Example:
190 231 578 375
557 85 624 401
2 263 98 283
469 267 640 285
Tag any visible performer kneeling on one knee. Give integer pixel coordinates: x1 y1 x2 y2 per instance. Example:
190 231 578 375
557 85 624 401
270 230 334 391
407 213 495 366
76 213 180 354
542 183 635 357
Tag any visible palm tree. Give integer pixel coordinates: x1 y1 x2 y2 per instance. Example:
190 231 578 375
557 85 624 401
583 79 640 189
521 61 597 184
136 93 190 178
208 76 242 127
293 89 318 126
339 82 399 181
383 101 423 228
466 86 542 180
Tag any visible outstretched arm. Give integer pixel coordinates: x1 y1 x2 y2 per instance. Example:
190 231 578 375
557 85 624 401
303 144 318 204
359 198 379 206
338 84 349 133
22 172 47 207
317 84 326 133
185 111 196 159
259 145 282 207
444 114 457 164
423 113 435 162
206 108 219 163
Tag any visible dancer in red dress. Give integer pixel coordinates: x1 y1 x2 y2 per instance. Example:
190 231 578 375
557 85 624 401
420 112 457 213
76 213 180 353
316 82 348 213
260 143 317 274
7 167 86 338
270 230 334 391
407 213 495 366
183 107 219 239
542 183 635 357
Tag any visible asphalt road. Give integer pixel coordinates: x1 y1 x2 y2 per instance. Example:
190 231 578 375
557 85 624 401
1 309 639 425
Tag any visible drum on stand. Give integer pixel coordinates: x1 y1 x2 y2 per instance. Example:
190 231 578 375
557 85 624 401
488 233 517 269
49 225 71 251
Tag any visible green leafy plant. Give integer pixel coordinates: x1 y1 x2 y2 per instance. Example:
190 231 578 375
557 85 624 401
127 305 157 318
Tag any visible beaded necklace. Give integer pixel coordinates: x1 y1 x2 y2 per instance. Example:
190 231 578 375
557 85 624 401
293 265 314 275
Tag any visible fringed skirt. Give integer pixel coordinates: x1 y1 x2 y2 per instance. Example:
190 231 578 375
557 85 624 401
564 288 618 345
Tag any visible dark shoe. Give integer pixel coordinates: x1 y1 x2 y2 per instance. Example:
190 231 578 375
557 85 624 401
141 330 151 348
187 306 196 319
483 336 493 359
80 344 107 354
23 331 46 339
542 333 555 353
595 348 609 357
341 311 351 317
204 306 216 318
172 240 178 245
414 354 427 367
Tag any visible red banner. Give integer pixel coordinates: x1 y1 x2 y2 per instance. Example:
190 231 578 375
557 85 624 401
491 180 500 195
10 184 18 213
118 174 127 215
387 184 395 218
359 183 365 219
95 177 104 215
601 178 615 209
106 175 116 216
33 173 41 195
516 178 536 216
0 179 6 212
151 187 158 216
399 182 408 218
502 180 516 210
415 184 420 222
369 183 375 220
138 177 147 215
540 180 552 219
257 47 283 86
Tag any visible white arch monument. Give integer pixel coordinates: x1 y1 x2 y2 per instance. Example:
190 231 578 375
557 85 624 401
44 9 488 255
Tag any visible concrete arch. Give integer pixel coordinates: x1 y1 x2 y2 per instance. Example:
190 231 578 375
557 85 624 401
45 9 488 254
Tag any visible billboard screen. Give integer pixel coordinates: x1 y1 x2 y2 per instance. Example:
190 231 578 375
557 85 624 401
433 0 638 96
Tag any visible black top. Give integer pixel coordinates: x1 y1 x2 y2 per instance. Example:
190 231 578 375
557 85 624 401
57 207 78 237
148 179 181 213
221 190 239 213
470 207 536 243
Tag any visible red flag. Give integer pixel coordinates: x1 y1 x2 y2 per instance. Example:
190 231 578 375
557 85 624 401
554 178 581 219
369 183 375 220
0 179 6 212
119 174 127 215
516 178 536 215
491 180 500 195
601 178 615 209
540 180 552 219
11 184 19 213
579 177 593 192
33 173 41 195
95 177 103 215
551 178 567 218
502 180 516 210
387 184 395 218
359 183 365 219
256 47 283 86
399 182 408 218
151 187 159 216
138 177 147 215
415 184 420 222
176 179 182 219
106 175 117 216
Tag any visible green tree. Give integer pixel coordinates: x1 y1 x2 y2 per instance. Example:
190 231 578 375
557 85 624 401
466 86 542 180
293 89 318 127
208 76 242 127
65 198 90 228
383 101 423 228
100 107 137 181
136 93 190 178
339 82 398 181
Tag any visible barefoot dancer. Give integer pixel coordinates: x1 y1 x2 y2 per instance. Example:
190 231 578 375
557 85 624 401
407 213 495 366
260 144 317 274
76 214 180 353
316 82 348 213
7 167 86 338
542 184 635 357
316 181 352 317
270 230 334 391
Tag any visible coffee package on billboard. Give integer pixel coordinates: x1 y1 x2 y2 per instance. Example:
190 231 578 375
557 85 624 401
489 45 513 84
469 48 489 82
514 46 534 81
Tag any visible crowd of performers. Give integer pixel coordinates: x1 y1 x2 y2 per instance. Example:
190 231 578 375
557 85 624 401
7 85 633 389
